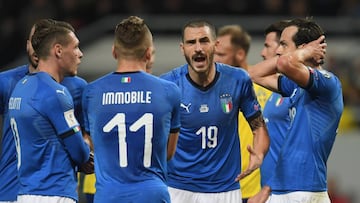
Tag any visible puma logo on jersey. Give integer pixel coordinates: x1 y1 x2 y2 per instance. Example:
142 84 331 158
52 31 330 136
56 88 66 95
180 103 191 113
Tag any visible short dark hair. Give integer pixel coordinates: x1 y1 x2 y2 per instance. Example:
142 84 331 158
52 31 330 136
32 19 74 38
264 20 290 42
287 17 325 47
181 19 216 42
31 23 74 59
114 16 152 59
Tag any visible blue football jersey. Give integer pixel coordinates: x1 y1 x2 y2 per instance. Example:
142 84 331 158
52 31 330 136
82 71 181 203
61 76 88 127
0 65 88 201
160 63 261 193
268 68 343 193
260 92 290 186
0 65 28 201
8 72 89 201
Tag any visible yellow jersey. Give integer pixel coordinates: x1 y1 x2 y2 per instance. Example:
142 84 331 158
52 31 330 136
83 173 96 194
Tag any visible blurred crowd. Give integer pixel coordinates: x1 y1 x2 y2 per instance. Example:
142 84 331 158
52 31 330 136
326 53 360 133
1 0 360 68
1 0 360 131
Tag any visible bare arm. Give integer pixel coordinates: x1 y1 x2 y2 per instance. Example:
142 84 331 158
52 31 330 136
167 131 179 160
277 36 327 88
250 115 270 162
236 113 269 180
248 56 280 92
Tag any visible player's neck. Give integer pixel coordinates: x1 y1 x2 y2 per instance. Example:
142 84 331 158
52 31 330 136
36 61 63 82
116 60 146 73
28 64 37 74
188 64 216 87
238 60 248 71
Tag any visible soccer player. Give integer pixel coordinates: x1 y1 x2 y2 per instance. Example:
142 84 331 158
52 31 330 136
160 19 269 203
248 18 343 203
0 19 90 203
214 24 272 203
0 55 30 203
257 20 291 187
82 16 181 203
8 20 90 203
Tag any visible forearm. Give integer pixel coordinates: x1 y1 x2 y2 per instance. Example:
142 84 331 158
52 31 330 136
277 50 311 87
252 125 270 160
249 56 280 91
235 114 270 181
249 115 270 160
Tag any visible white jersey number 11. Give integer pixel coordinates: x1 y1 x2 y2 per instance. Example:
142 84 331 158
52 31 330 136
103 113 153 168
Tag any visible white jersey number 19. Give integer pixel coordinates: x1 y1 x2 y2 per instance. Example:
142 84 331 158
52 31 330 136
196 126 218 149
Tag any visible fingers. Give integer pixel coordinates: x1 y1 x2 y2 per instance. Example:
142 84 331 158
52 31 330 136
236 145 262 181
308 36 326 65
235 161 260 181
235 170 251 181
319 35 327 50
318 35 325 42
247 144 255 154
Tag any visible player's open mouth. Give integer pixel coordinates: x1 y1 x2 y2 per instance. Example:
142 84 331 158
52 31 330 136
194 55 206 62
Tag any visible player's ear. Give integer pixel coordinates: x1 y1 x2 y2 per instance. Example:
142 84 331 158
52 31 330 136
55 44 62 58
112 45 117 59
236 49 246 63
26 39 31 53
180 43 185 56
144 47 152 62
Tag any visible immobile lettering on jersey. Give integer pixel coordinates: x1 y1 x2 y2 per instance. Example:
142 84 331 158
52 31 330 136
102 91 152 105
8 97 22 110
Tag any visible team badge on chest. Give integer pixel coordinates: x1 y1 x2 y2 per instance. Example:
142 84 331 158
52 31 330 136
220 94 233 113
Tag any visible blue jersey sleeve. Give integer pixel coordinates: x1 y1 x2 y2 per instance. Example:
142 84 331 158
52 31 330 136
239 75 262 120
279 67 342 102
306 68 342 101
61 76 88 128
46 87 89 165
167 82 181 132
278 75 297 97
61 129 90 165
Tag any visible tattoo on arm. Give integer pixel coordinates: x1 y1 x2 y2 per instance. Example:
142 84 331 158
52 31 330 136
249 114 266 131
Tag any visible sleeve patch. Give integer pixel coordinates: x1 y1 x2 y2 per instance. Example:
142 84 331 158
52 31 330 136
319 70 331 79
64 109 79 127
